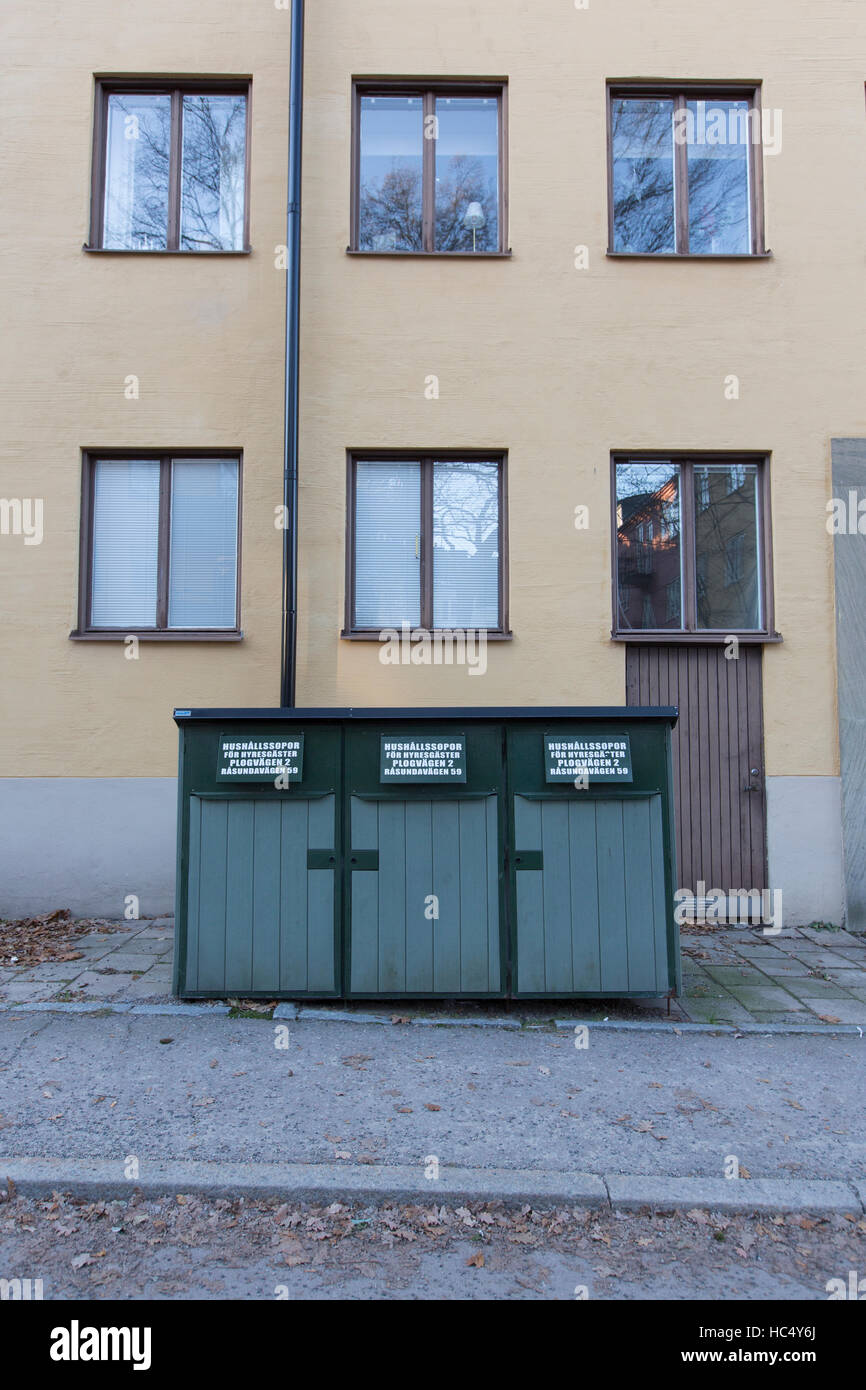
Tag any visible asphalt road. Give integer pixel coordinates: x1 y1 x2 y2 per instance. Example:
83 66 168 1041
0 1012 864 1182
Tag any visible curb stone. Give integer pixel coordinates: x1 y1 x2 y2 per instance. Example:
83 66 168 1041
130 1003 232 1018
604 1175 861 1216
0 999 864 1036
0 1159 861 1215
555 1018 866 1037
295 1007 390 1024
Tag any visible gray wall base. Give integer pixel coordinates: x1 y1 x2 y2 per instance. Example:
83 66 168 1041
0 779 177 919
765 776 845 927
832 439 866 931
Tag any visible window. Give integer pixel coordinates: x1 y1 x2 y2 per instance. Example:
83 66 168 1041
351 82 506 253
90 81 249 251
76 453 240 635
346 455 507 632
614 457 771 635
608 86 765 255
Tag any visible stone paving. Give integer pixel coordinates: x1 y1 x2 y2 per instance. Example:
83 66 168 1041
0 917 864 1027
0 919 175 1006
679 923 866 1026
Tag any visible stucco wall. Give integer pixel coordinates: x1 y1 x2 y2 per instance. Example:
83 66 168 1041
1 1 290 779
1 1 858 896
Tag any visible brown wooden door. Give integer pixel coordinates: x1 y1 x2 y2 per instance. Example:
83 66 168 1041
626 645 766 893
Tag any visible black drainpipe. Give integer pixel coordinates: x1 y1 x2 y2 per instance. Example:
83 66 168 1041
280 0 305 707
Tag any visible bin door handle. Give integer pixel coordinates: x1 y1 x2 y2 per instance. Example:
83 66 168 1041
349 850 380 871
307 849 337 869
514 850 543 870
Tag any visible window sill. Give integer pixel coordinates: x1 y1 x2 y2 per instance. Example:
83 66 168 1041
346 249 512 259
611 631 781 645
82 246 252 256
606 250 772 261
70 630 244 642
341 629 513 641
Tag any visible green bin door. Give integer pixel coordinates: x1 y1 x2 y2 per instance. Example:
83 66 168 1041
184 793 339 996
348 795 501 996
513 793 670 995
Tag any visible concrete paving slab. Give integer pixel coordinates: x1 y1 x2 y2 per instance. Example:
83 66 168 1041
790 951 858 970
823 969 866 987
679 998 755 1025
64 971 136 998
785 980 855 1001
748 1010 823 1026
791 998 866 1024
704 966 769 985
726 986 805 1011
7 963 81 982
118 940 172 956
94 953 163 973
0 982 58 1002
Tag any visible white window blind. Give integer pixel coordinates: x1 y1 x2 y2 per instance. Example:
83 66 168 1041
90 460 160 628
355 461 420 628
168 458 238 628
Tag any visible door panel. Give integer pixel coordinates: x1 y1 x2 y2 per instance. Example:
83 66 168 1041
349 794 501 995
626 644 766 892
513 794 669 994
185 794 338 995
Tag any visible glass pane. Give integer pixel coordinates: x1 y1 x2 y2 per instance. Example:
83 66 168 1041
694 464 761 629
433 461 500 628
434 96 499 251
358 96 423 251
103 94 171 249
686 100 751 254
616 462 682 629
180 94 247 250
168 459 238 628
91 460 160 627
355 462 421 628
611 97 676 253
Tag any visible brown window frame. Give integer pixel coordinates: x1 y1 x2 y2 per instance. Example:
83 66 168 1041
606 81 767 257
349 79 509 256
88 77 252 253
610 452 778 643
72 449 243 641
343 450 510 637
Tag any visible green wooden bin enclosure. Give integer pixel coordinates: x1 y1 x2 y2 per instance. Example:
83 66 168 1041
172 707 680 1001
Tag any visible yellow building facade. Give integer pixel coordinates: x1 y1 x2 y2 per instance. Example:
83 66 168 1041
2 0 862 925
